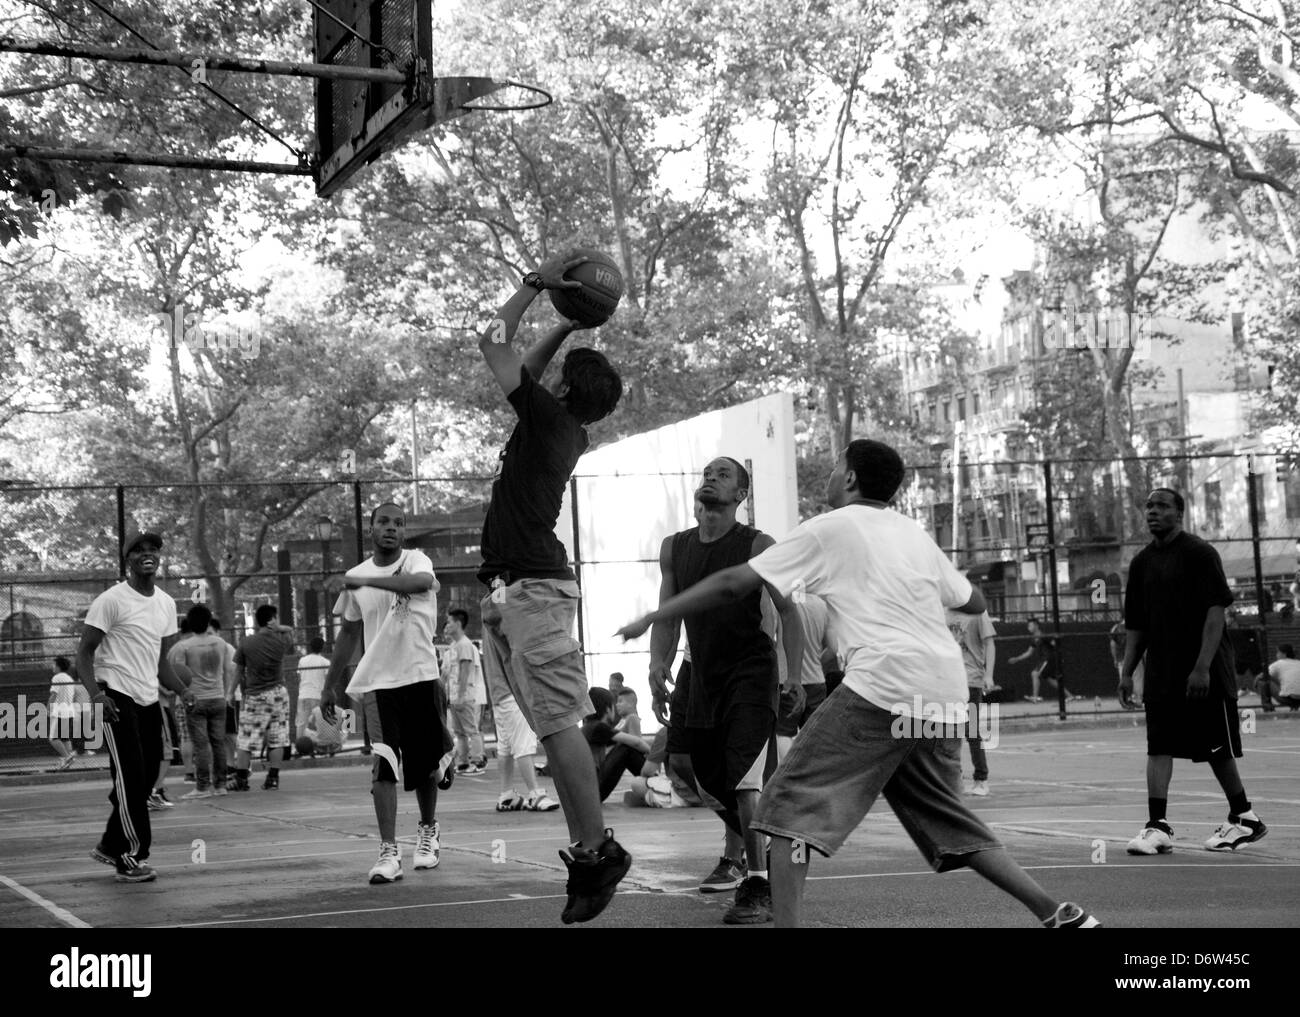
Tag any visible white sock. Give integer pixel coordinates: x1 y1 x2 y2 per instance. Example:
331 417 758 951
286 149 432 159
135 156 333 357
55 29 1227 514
749 869 768 881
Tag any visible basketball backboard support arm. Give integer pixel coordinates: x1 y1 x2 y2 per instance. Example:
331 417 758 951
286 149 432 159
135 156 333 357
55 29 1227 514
0 1 552 193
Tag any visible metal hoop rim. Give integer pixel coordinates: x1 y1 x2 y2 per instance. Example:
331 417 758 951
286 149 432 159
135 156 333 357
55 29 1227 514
459 80 553 112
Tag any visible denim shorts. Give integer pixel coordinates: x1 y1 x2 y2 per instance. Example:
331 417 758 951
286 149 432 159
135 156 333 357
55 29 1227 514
751 685 1002 869
479 579 592 740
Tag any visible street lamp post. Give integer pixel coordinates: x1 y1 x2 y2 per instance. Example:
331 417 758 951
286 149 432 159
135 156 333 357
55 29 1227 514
313 514 334 650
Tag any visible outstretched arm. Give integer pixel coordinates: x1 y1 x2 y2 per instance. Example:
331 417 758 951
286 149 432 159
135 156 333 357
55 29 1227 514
618 563 764 640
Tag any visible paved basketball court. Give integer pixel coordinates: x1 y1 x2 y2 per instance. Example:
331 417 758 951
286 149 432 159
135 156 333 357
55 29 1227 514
2 714 1297 930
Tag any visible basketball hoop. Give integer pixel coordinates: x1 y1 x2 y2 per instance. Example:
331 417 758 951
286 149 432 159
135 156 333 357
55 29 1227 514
458 80 553 112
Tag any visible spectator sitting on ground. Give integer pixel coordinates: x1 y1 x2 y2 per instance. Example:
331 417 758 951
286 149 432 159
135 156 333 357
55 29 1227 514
613 687 642 738
295 704 349 757
582 688 652 802
1263 644 1300 711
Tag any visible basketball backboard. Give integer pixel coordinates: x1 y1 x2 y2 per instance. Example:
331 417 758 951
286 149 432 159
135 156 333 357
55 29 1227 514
313 0 537 197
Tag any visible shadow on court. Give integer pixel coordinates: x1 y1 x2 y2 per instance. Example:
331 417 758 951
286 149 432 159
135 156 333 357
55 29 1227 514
2 714 1297 929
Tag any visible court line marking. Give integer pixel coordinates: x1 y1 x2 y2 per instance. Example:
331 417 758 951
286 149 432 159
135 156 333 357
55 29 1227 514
157 860 1300 927
0 873 91 928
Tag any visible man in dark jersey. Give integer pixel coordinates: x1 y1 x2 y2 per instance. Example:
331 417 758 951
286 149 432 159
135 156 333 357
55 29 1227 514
476 251 629 924
647 457 801 925
1121 488 1267 854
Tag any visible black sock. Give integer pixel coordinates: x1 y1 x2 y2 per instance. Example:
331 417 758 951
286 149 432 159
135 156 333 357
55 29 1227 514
1147 798 1168 828
237 768 250 782
268 767 279 779
1228 791 1250 817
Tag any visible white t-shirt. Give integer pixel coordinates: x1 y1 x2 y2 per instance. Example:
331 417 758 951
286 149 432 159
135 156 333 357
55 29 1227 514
441 635 484 705
748 505 973 721
50 671 77 720
297 652 331 700
334 549 440 695
797 596 831 686
83 582 179 706
1269 657 1300 697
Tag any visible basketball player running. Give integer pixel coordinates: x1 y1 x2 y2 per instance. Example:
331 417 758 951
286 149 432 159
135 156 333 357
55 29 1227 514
77 529 190 883
647 457 802 925
320 503 454 884
476 252 629 924
1121 488 1267 855
620 440 1100 929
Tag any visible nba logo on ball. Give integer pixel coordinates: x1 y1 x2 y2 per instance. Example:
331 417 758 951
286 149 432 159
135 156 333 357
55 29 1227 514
549 248 624 327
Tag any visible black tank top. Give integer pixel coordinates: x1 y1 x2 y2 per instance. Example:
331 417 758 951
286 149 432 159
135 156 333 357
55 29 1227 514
671 522 778 727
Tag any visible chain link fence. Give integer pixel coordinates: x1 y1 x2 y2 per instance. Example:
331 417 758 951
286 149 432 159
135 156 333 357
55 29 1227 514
3 452 1295 770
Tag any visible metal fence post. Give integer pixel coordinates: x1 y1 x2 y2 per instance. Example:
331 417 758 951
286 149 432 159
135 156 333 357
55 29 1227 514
1247 455 1266 615
1044 459 1065 718
115 484 126 578
352 481 364 565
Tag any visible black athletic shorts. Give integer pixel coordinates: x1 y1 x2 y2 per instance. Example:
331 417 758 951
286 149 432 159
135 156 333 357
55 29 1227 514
1145 695 1242 762
776 682 828 737
687 701 776 814
362 680 454 791
665 660 691 756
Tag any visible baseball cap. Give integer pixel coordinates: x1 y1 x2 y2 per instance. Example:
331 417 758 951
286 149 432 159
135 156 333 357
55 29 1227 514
122 528 164 556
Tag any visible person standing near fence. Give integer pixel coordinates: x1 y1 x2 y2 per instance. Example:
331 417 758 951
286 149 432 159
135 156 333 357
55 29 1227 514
232 605 293 791
1121 488 1268 855
76 529 189 883
947 603 996 796
173 604 233 799
295 637 330 747
48 656 79 771
442 609 487 776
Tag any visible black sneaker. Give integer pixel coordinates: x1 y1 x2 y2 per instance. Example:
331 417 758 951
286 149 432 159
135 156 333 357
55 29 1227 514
114 862 157 884
231 779 251 792
262 774 279 790
723 875 772 925
698 855 746 893
559 829 631 925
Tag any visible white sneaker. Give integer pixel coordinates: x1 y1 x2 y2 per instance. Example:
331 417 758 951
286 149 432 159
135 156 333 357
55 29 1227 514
1126 824 1174 855
1204 814 1267 852
524 789 560 812
969 780 989 797
368 842 402 883
414 821 440 869
181 788 214 800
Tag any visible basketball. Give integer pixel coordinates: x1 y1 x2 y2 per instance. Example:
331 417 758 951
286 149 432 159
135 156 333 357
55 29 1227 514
548 248 624 327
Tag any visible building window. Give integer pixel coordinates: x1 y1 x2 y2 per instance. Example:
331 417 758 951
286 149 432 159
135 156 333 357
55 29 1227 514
957 396 967 420
1205 480 1222 532
1284 472 1300 521
928 403 936 424
943 401 951 422
973 391 981 415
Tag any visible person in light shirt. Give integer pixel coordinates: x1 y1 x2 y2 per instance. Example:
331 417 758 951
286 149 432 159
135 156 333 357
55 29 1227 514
321 502 454 884
75 529 189 884
618 439 1100 930
1263 643 1300 711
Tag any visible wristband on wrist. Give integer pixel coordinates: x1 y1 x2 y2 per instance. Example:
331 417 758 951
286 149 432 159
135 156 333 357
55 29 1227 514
521 271 545 291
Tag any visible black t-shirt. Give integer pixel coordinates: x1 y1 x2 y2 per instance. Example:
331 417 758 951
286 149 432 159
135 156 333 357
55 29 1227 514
1123 532 1236 701
479 369 588 585
671 523 778 727
583 717 616 768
